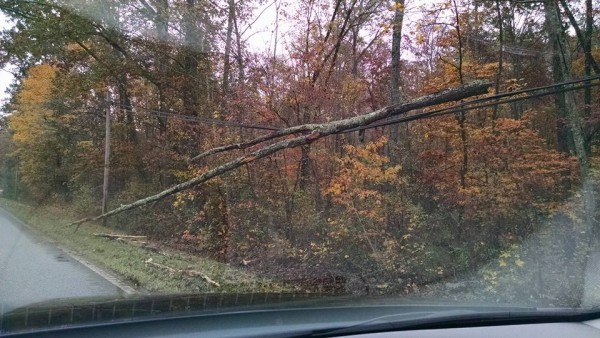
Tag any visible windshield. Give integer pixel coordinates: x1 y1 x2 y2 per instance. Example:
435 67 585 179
0 0 600 335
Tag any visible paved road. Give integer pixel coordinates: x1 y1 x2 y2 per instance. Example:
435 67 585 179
0 208 122 313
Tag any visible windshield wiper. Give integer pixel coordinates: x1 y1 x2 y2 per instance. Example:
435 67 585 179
301 308 600 337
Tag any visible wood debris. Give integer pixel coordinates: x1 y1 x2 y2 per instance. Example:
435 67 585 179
144 258 221 288
93 233 147 240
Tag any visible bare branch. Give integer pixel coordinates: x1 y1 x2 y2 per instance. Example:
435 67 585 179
189 124 315 162
71 81 491 228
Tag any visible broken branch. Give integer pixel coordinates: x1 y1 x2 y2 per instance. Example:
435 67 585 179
185 270 221 287
189 124 317 162
93 233 147 240
71 81 491 227
144 258 221 287
190 81 490 162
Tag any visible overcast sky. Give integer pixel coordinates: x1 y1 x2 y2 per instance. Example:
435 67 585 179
0 13 13 105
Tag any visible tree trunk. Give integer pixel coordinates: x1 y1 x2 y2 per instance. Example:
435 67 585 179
546 0 589 173
388 0 405 158
222 0 235 94
492 0 504 120
156 0 169 133
545 0 573 154
584 0 593 116
390 0 405 106
118 82 137 144
545 0 595 304
559 0 599 127
183 0 200 116
233 7 245 83
299 145 310 190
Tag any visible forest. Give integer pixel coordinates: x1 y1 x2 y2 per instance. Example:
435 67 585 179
0 0 599 305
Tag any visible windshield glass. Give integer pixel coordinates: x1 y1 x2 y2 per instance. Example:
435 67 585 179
0 0 600 334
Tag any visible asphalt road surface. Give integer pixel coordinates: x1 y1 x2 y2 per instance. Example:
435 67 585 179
0 208 122 313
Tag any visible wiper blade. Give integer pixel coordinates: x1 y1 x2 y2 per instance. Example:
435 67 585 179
304 308 599 337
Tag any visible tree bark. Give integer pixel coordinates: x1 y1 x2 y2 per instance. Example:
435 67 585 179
388 0 405 158
584 0 593 116
390 0 405 105
222 0 235 94
183 0 200 116
548 0 588 172
155 0 169 133
559 0 598 135
118 82 137 144
546 0 594 249
492 0 504 120
546 0 573 153
233 7 245 83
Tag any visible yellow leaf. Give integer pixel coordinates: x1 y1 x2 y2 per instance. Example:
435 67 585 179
515 259 525 268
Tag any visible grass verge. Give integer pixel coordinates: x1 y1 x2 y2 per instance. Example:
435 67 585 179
0 198 290 295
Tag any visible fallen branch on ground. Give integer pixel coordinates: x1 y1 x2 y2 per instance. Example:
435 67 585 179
144 258 221 287
115 237 148 245
183 270 221 287
71 81 491 228
145 258 177 274
93 233 147 240
94 233 163 251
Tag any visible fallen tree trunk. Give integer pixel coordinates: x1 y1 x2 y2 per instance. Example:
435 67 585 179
189 124 319 162
71 81 491 228
190 82 488 162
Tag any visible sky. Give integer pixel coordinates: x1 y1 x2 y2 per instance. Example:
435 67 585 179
243 0 329 57
245 0 282 55
0 13 13 105
0 69 13 104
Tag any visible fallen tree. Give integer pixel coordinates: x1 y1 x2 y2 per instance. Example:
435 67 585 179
71 80 491 228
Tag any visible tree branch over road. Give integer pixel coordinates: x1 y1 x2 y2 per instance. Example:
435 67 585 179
71 80 491 228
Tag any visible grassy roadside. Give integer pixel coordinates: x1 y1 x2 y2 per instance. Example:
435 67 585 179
0 198 290 295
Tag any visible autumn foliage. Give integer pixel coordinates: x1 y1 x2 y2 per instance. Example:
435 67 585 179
0 0 596 303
